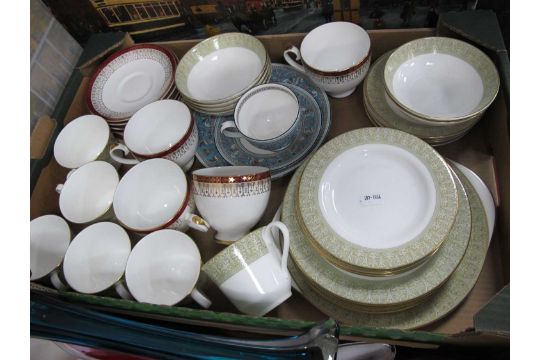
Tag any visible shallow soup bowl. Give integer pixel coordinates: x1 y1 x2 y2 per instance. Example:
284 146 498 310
192 166 271 243
175 32 268 104
284 21 371 98
383 37 500 123
113 159 209 234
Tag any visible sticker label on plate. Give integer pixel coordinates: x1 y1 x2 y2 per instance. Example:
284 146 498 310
360 194 384 206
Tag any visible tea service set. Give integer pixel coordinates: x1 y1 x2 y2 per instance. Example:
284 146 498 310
31 21 500 326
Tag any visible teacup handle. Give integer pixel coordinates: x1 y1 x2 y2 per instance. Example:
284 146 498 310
220 121 243 138
50 270 68 291
191 288 212 308
188 214 210 232
283 46 305 74
109 143 140 165
115 281 133 300
263 221 290 273
55 169 76 193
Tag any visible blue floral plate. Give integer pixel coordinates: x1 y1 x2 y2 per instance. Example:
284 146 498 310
194 63 331 179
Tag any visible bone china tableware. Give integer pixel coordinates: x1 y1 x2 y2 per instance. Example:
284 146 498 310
56 161 119 225
109 100 198 171
298 128 458 275
53 114 117 169
284 21 371 98
202 221 291 316
195 63 331 180
87 44 176 120
175 32 269 107
125 230 211 308
363 52 477 145
287 165 490 329
383 37 500 124
220 84 300 152
282 161 470 313
192 166 271 242
113 158 209 234
450 160 496 241
63 222 132 298
30 215 71 290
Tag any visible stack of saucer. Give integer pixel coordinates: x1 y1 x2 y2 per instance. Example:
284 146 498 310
86 44 180 138
364 37 500 146
280 127 491 328
175 32 271 116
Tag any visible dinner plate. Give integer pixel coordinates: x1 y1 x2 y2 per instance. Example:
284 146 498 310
195 63 331 179
288 164 489 329
298 128 458 274
364 52 476 140
450 160 496 241
282 161 470 310
87 44 175 120
214 84 321 175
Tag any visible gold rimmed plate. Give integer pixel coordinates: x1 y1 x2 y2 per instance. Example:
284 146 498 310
297 128 458 274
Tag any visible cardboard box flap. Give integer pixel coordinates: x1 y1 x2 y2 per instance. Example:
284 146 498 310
30 116 57 160
473 285 509 335
77 32 134 76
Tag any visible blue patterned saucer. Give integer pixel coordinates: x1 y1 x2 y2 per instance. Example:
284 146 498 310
215 83 320 175
194 63 331 179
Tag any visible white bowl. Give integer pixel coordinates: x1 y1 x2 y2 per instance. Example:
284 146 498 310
175 33 268 104
384 37 500 122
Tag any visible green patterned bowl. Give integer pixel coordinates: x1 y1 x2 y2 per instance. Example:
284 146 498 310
175 33 269 105
384 37 500 123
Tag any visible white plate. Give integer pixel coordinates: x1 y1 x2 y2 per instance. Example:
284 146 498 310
319 143 436 249
450 160 496 241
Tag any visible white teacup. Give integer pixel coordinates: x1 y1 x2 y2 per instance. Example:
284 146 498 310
202 221 291 316
192 166 271 243
284 22 371 98
54 114 118 170
220 84 300 152
62 222 132 298
56 161 119 225
113 158 209 234
30 215 71 290
110 100 198 171
125 230 211 308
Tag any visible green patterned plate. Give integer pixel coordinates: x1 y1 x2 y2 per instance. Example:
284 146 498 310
288 163 489 329
298 128 458 273
284 161 470 308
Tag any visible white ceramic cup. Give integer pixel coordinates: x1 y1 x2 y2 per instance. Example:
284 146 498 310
62 222 132 298
125 230 211 308
220 84 300 152
30 215 71 290
110 100 198 171
56 161 119 225
192 166 271 243
54 114 118 169
202 221 291 316
113 158 209 234
283 21 371 98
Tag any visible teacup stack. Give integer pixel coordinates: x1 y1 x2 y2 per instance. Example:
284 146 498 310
364 37 500 146
86 44 181 138
175 32 271 116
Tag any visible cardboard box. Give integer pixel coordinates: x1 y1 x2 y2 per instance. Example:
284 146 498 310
30 27 509 348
